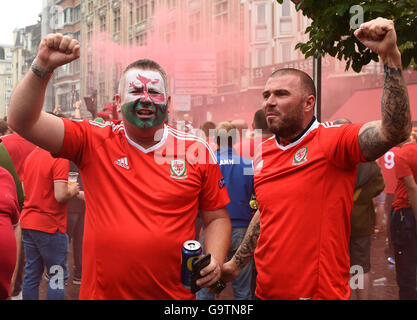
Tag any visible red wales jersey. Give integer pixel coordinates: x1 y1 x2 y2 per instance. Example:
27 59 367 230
20 147 70 233
253 120 365 300
57 118 229 300
377 147 400 194
392 142 417 210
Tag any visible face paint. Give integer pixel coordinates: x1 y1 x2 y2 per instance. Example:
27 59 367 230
121 98 168 129
121 69 168 129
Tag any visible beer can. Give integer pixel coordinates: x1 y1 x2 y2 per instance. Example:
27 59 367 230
181 240 202 289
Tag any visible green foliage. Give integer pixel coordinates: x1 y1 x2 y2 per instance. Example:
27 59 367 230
276 0 417 72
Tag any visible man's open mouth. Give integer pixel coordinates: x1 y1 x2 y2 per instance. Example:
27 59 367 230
136 108 155 118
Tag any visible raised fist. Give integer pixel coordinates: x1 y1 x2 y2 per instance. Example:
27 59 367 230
34 33 80 73
354 17 401 67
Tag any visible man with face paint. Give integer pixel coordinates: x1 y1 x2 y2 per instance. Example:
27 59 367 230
7 33 232 300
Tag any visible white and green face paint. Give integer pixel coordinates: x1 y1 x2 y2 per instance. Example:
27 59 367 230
121 69 168 129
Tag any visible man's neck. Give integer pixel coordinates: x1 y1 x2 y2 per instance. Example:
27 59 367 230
124 123 165 149
276 116 316 146
262 132 274 139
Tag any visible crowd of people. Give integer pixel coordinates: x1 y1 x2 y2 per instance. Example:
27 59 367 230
0 17 416 300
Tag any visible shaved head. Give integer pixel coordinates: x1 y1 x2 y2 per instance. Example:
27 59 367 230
270 68 316 99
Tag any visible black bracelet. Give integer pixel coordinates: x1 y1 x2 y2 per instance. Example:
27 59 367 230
31 61 53 78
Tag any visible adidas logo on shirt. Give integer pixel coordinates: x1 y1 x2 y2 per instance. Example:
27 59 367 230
114 157 130 170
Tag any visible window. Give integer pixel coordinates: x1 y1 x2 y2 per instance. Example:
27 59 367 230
74 5 81 22
255 4 267 41
136 0 148 23
280 19 292 33
87 54 93 73
73 60 80 74
165 22 176 44
99 80 106 97
100 15 107 32
213 0 228 34
217 51 233 85
129 2 134 25
5 91 11 103
88 1 94 13
136 32 147 46
167 0 177 10
6 49 12 59
73 31 81 42
151 0 155 15
257 3 266 25
189 11 200 42
113 8 121 33
280 0 292 34
189 0 200 10
87 24 93 42
5 77 12 88
257 48 266 67
281 42 291 62
281 0 291 17
64 7 73 25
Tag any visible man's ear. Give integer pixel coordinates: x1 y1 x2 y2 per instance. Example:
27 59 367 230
115 94 122 113
166 96 172 114
304 95 316 113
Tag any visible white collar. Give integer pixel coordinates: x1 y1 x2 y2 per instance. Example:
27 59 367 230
274 120 320 151
124 124 168 154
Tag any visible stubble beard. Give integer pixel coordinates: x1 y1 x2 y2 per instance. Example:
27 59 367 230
268 105 304 140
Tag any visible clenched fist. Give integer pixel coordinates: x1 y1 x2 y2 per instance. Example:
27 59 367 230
34 33 80 73
354 17 401 68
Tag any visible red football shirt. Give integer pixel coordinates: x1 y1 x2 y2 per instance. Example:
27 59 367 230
0 167 19 224
20 147 70 233
377 147 400 194
253 120 365 300
57 118 229 300
392 142 417 210
234 136 270 160
0 167 20 300
0 133 36 179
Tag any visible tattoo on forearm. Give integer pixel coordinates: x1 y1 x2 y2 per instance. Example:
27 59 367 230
382 65 411 138
359 64 411 160
234 216 260 269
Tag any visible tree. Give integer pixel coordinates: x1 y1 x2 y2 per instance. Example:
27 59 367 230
276 0 417 72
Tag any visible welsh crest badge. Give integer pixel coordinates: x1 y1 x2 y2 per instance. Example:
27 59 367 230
170 159 187 179
292 147 308 165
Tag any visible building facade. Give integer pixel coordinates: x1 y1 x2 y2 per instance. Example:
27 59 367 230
11 23 42 92
75 0 310 126
0 45 13 118
50 0 82 116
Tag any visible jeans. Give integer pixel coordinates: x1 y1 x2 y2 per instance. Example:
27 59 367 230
196 227 254 300
22 229 69 300
390 208 417 300
67 211 84 279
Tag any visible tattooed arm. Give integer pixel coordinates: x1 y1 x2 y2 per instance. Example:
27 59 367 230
354 18 411 161
221 210 260 282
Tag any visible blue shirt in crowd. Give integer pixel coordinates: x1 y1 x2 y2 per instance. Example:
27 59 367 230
216 147 254 228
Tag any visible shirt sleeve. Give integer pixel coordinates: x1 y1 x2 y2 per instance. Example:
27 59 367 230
56 118 90 168
320 123 366 169
395 149 412 180
198 162 230 211
52 158 70 182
